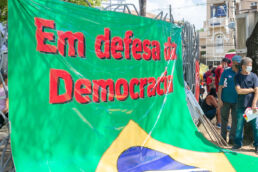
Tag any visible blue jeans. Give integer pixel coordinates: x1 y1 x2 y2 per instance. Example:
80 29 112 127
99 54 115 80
234 107 258 147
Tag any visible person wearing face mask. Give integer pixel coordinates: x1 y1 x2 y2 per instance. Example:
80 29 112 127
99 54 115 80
218 55 242 145
232 57 258 154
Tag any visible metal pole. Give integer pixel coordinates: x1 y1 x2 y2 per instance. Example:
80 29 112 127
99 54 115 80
232 0 237 49
169 4 171 23
84 0 92 7
139 0 146 16
169 5 174 23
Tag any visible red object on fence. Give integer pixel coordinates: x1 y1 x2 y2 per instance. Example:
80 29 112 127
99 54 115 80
195 60 200 102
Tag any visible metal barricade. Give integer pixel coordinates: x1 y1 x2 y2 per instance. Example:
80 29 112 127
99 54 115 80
0 20 14 172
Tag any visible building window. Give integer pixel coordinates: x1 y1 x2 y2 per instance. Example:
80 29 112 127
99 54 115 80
211 4 227 18
215 34 224 54
201 51 206 56
214 61 221 66
251 2 257 9
201 45 206 49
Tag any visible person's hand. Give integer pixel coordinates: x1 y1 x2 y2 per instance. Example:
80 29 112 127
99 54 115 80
251 102 257 113
218 99 223 108
249 88 255 93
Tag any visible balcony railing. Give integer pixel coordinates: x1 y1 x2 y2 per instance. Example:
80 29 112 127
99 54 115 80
208 17 226 27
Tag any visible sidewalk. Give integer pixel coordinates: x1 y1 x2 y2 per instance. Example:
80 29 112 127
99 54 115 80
198 118 258 157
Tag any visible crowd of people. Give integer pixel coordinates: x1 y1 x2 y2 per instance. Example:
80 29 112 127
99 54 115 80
201 56 258 153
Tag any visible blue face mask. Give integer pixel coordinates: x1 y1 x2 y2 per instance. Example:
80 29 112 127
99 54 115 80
246 66 252 72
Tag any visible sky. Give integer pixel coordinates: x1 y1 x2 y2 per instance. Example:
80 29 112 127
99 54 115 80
126 0 206 29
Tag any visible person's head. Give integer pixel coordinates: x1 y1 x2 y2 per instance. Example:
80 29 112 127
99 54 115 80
240 57 252 73
211 67 216 74
227 59 231 66
208 65 213 71
209 88 217 97
221 58 228 68
231 55 242 71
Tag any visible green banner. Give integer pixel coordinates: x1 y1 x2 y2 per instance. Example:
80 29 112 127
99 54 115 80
8 0 258 171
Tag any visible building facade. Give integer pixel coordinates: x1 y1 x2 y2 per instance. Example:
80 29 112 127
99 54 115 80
199 0 236 66
235 0 258 55
200 0 258 66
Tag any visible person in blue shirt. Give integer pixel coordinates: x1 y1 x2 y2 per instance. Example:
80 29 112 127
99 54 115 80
233 57 258 154
218 55 242 145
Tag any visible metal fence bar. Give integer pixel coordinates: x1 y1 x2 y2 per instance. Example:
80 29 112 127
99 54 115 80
0 13 12 171
181 21 199 94
103 4 140 16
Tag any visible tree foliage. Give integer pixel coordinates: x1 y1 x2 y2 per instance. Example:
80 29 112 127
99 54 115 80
200 51 206 56
0 0 7 23
63 0 102 7
0 0 103 23
227 49 236 53
197 28 204 32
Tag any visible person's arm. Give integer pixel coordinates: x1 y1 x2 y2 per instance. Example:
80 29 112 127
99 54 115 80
235 86 254 95
234 73 254 95
210 97 222 124
252 75 258 109
252 87 258 109
218 86 223 107
219 68 224 78
209 96 219 108
208 76 215 86
218 71 225 107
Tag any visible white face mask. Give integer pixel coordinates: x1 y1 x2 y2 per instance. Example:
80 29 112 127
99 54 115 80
246 66 252 72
